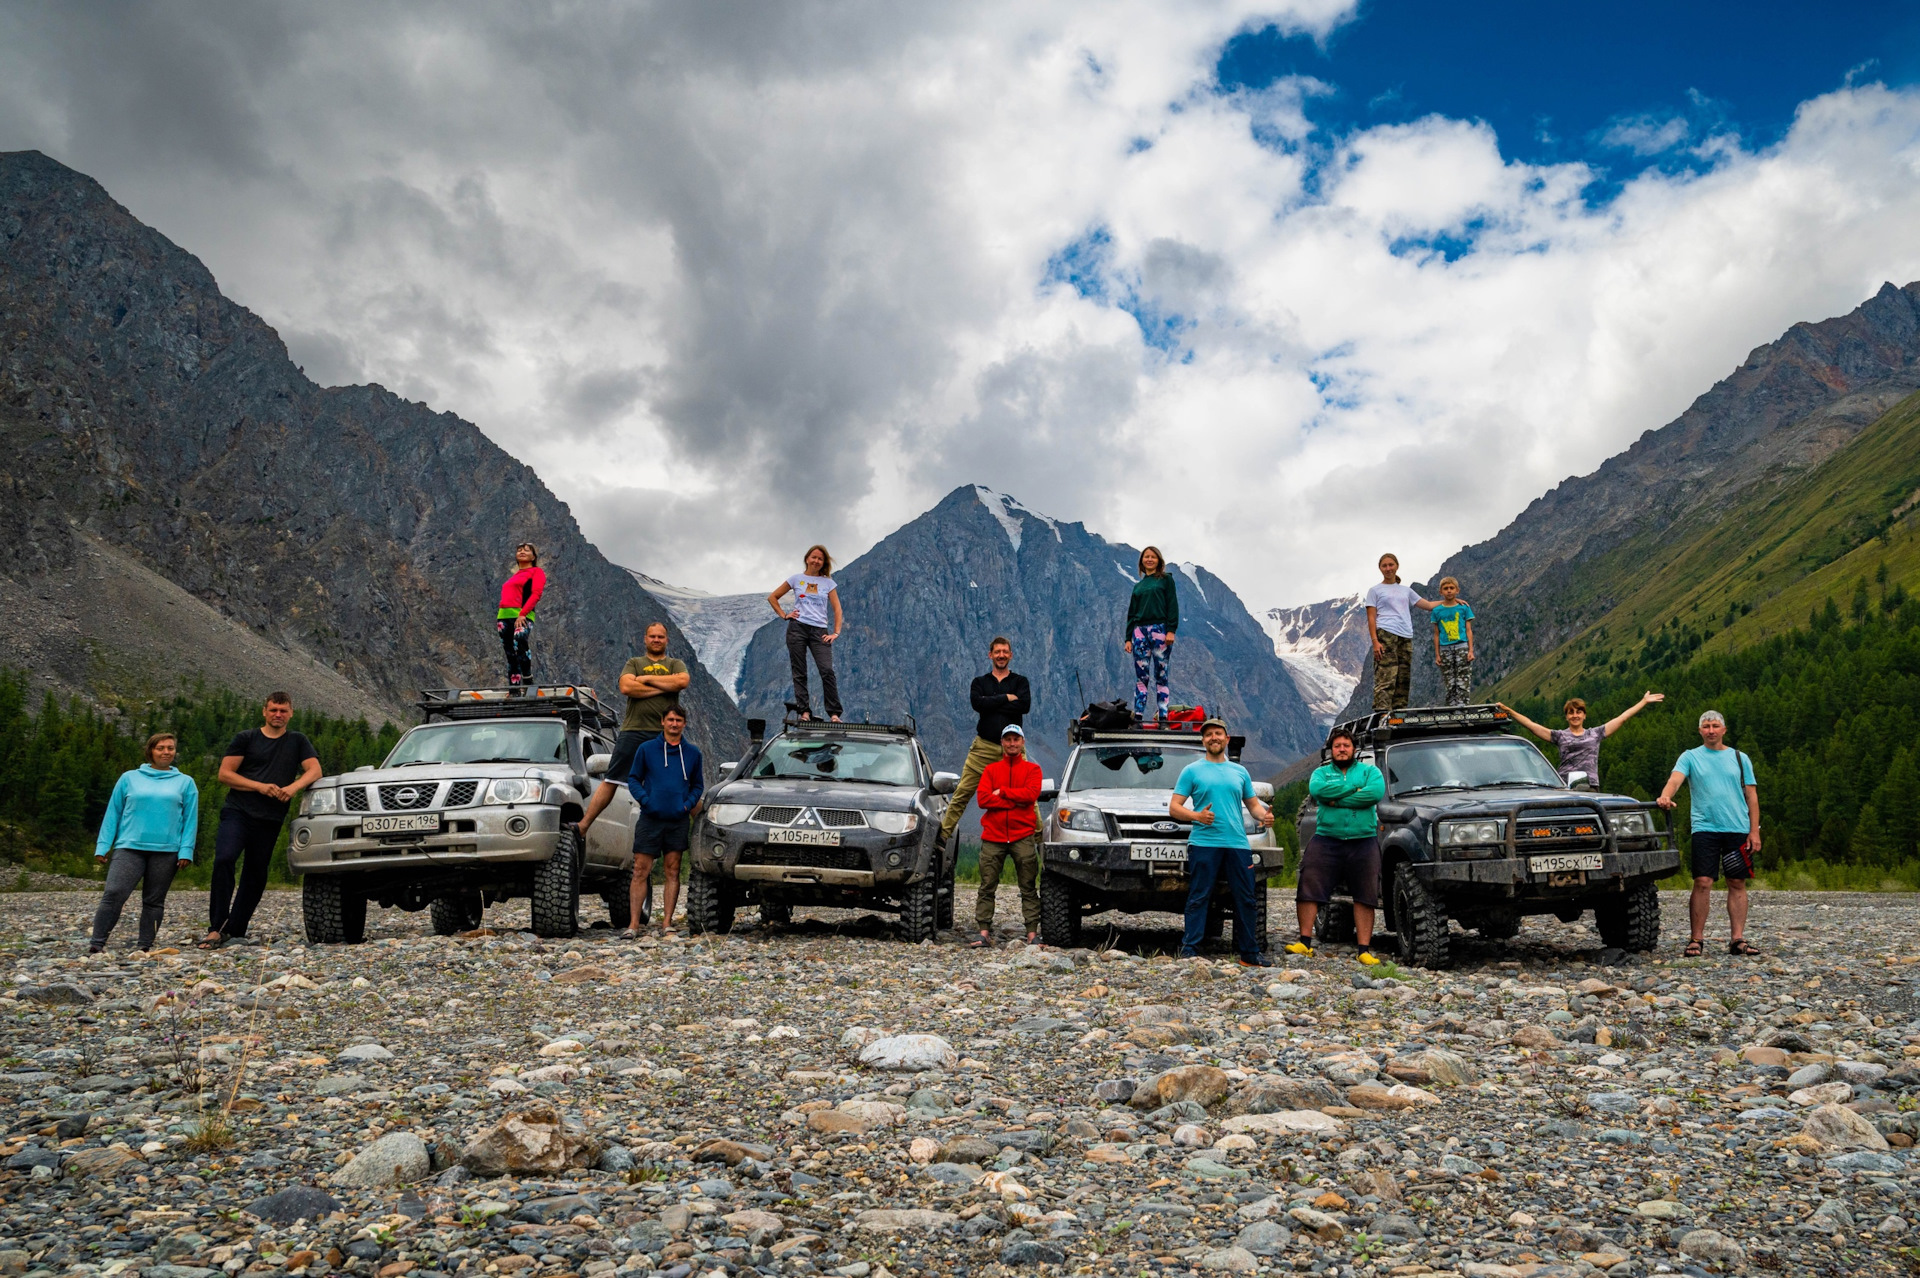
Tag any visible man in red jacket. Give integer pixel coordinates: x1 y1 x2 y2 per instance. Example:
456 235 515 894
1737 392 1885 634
969 724 1044 948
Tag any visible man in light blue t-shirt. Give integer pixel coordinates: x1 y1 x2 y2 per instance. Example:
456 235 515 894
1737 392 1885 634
1658 709 1760 958
1169 718 1274 967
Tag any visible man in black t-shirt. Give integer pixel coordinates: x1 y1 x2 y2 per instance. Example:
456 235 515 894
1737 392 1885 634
938 637 1032 850
203 692 321 947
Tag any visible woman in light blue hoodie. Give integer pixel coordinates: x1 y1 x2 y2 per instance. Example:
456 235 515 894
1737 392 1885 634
90 732 200 952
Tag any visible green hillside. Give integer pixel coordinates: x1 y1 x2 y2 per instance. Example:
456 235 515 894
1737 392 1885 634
1495 389 1920 700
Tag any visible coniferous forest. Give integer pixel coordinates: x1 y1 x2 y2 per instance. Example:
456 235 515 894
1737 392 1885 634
0 673 398 884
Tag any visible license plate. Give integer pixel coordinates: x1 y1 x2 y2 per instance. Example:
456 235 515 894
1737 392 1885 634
361 813 441 835
1529 853 1603 873
1129 842 1188 862
768 828 841 846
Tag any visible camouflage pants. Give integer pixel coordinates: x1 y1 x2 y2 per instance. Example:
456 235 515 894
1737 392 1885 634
1438 645 1474 706
1372 632 1412 711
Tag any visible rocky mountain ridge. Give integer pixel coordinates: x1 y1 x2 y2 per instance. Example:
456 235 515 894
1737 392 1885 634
1262 594 1368 725
732 485 1322 775
0 150 745 755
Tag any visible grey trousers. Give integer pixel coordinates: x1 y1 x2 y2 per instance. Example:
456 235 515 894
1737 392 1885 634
91 848 180 949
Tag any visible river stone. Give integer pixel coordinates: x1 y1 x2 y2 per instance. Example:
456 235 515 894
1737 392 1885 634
1805 1102 1891 1151
1222 1110 1347 1136
1235 1221 1291 1254
461 1102 601 1175
1131 1064 1231 1109
857 1034 957 1072
1225 1078 1344 1114
853 1208 959 1232
1677 1229 1746 1269
245 1185 343 1224
334 1131 431 1188
337 1043 394 1062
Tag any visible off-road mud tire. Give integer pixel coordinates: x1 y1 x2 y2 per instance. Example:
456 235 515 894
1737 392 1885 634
686 868 734 935
1314 899 1357 945
303 876 367 945
758 893 792 926
1594 880 1661 952
1204 895 1225 943
1038 873 1081 949
429 890 483 936
1476 912 1522 941
900 871 939 944
599 873 633 930
1390 868 1451 969
529 826 583 938
1235 880 1270 955
936 860 955 931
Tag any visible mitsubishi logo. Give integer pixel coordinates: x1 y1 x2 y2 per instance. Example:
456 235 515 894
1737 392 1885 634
1150 820 1180 834
396 788 421 807
795 809 816 826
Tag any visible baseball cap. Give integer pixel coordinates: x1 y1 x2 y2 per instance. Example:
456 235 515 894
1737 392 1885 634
1200 717 1228 733
1000 723 1025 738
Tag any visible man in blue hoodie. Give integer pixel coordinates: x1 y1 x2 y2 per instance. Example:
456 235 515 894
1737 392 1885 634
624 706 704 937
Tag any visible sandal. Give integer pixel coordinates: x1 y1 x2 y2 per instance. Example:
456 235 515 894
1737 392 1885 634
1728 938 1760 956
196 932 226 950
1682 939 1704 958
1026 932 1041 947
619 928 638 940
968 932 992 949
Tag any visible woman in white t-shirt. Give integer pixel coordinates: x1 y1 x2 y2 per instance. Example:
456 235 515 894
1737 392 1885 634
1364 553 1445 712
768 544 845 721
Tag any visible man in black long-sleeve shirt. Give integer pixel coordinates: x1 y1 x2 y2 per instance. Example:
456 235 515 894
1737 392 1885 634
939 636 1033 849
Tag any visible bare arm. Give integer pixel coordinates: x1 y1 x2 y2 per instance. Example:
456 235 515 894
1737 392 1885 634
826 589 843 640
1366 606 1382 657
1656 769 1686 809
1744 785 1761 850
218 755 273 795
1242 795 1273 829
767 580 793 618
1169 794 1214 826
285 756 323 799
620 670 691 696
1465 618 1475 661
1602 691 1664 736
1496 703 1553 742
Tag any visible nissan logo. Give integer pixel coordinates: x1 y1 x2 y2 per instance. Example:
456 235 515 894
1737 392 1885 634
396 788 420 806
1151 820 1180 834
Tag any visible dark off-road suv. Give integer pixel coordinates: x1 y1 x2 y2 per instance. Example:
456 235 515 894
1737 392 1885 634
686 717 959 941
1298 705 1680 967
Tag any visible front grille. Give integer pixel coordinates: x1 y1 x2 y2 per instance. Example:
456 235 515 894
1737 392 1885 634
816 809 867 829
343 787 370 812
738 845 871 873
1519 820 1603 840
445 781 480 807
751 805 805 826
379 783 439 810
1113 815 1181 839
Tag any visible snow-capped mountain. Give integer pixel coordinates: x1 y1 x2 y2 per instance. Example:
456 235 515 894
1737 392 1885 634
1262 594 1370 725
626 571 773 699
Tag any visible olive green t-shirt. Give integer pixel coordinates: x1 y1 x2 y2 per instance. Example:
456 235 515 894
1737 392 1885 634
621 656 687 733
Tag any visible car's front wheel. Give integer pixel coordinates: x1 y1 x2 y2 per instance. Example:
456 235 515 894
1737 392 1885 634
1594 880 1661 951
530 826 583 939
686 868 735 935
900 870 938 943
303 876 367 945
429 890 483 936
1038 873 1080 949
1390 869 1450 969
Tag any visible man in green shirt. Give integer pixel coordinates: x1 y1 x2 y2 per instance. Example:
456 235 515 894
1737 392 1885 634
1294 727 1387 964
578 622 689 840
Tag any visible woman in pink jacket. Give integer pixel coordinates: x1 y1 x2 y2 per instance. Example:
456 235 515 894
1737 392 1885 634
497 543 546 687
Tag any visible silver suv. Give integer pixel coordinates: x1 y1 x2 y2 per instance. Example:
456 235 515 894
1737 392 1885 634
289 686 638 942
1040 723 1277 950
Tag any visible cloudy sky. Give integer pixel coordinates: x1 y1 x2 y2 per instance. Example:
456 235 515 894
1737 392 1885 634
5 1 1920 608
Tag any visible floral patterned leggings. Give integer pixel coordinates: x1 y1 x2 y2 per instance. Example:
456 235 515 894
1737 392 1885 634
1131 624 1172 720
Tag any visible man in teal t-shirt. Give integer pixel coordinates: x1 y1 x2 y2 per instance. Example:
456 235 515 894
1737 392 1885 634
1658 709 1760 957
1169 718 1274 966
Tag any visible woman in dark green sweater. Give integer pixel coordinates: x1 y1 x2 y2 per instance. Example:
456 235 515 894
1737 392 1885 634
1125 546 1180 722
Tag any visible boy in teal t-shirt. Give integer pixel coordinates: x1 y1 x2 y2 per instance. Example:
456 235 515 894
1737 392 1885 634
1430 577 1476 706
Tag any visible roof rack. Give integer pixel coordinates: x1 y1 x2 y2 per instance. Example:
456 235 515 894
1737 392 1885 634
775 712 920 738
417 685 618 732
1330 703 1513 750
1068 721 1245 762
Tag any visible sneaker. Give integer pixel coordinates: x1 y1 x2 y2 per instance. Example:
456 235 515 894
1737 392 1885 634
1237 953 1274 968
1357 949 1382 966
1284 940 1315 957
1177 948 1202 960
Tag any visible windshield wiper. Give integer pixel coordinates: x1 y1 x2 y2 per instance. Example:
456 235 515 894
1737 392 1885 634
1469 781 1557 789
1394 784 1468 795
464 757 538 764
392 760 443 767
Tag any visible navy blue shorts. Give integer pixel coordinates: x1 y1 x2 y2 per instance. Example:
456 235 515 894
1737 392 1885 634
1690 830 1752 881
633 812 689 860
604 730 660 784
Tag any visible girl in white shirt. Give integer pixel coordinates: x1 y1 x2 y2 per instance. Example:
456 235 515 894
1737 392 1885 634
768 544 845 721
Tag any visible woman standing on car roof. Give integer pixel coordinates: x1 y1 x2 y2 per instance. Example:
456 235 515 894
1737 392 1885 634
768 544 844 721
1498 691 1664 787
1124 546 1179 724
497 543 546 688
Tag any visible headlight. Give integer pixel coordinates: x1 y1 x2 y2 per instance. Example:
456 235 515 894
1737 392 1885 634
706 803 754 827
303 788 339 817
484 778 540 805
868 812 919 835
1438 819 1506 846
1060 807 1107 834
1611 810 1653 836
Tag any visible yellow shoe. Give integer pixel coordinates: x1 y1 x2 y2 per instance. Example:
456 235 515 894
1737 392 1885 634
1284 940 1315 957
1358 950 1382 966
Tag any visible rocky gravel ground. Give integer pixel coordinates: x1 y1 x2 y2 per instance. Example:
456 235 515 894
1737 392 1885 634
4 887 1920 1278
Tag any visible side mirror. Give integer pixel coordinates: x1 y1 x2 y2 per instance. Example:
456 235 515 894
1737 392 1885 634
586 753 611 777
932 771 959 795
720 761 738 776
1252 782 1274 800
1376 803 1415 823
1566 770 1592 791
1039 781 1059 803
353 765 376 774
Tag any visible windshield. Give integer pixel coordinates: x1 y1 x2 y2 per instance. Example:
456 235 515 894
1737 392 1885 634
1383 737 1564 796
385 721 569 767
752 736 920 786
1067 746 1205 792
